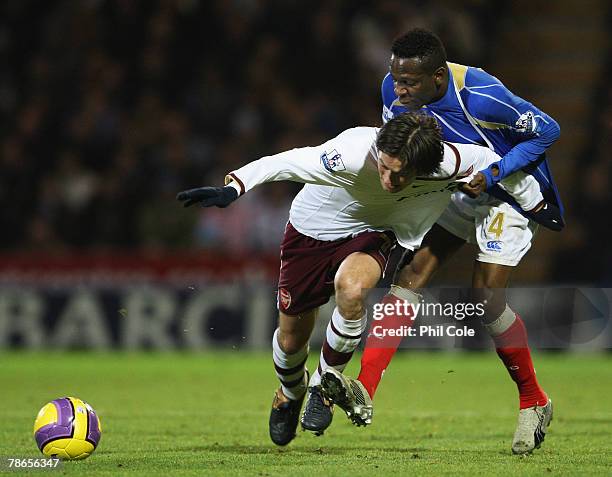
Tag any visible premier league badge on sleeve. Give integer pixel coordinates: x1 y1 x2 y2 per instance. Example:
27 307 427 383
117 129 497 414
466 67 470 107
321 149 346 173
515 111 536 134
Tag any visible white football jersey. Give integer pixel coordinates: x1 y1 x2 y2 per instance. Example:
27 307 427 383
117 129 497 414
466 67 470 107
225 127 541 250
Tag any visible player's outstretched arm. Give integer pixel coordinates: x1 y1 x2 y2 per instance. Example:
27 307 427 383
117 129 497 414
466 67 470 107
177 128 370 208
176 185 238 208
219 128 371 196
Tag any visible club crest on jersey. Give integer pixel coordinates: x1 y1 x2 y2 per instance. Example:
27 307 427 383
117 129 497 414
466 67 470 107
515 111 536 134
321 149 346 173
278 288 292 310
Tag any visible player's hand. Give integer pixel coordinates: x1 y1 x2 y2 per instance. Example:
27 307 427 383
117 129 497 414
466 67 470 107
459 172 487 198
525 201 564 232
176 186 238 208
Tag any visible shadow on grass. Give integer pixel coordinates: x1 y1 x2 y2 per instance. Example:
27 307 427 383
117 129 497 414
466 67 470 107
169 443 509 457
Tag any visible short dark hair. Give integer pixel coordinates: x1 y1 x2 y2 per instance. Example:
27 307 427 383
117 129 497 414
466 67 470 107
391 29 447 73
376 112 443 176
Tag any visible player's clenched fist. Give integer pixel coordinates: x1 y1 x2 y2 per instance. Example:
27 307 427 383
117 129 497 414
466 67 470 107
459 172 487 198
176 186 238 208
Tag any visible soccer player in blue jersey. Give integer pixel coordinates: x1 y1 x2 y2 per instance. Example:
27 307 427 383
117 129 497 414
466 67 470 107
322 29 561 454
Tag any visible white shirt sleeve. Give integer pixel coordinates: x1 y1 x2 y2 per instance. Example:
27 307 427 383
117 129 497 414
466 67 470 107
224 127 377 195
497 171 543 211
450 143 543 211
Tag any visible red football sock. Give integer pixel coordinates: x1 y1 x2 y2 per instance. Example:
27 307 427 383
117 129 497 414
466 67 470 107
492 314 548 409
358 293 415 398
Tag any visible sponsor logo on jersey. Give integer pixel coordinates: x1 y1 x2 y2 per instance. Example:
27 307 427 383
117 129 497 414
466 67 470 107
515 111 536 134
278 288 292 310
397 183 456 201
486 240 503 251
321 149 346 173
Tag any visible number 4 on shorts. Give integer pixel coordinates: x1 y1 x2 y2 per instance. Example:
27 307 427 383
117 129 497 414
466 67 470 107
488 212 504 238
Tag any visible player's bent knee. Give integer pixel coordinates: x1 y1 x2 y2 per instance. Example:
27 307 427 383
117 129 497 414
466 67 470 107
408 258 429 281
395 252 435 289
336 279 364 301
470 287 506 320
277 311 315 353
276 330 308 355
335 275 369 309
471 262 512 319
334 253 381 317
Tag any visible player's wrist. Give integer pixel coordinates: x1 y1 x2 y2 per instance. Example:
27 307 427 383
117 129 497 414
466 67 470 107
224 182 241 196
218 186 238 207
481 164 502 188
224 174 245 196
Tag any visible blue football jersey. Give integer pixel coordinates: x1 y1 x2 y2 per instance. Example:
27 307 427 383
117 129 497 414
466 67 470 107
382 62 564 217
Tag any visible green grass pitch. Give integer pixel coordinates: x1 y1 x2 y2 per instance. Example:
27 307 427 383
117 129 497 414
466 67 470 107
1 351 611 476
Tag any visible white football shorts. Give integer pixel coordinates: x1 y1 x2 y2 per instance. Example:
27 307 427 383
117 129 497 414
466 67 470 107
436 192 538 266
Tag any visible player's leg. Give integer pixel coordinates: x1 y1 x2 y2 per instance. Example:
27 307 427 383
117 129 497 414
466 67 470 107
357 224 465 399
321 196 474 427
275 309 318 399
472 203 552 454
315 251 383 384
269 308 317 446
270 222 340 445
321 224 466 427
302 251 381 432
472 261 552 454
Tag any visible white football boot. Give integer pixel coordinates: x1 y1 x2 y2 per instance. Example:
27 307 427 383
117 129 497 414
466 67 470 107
512 399 553 454
321 368 373 426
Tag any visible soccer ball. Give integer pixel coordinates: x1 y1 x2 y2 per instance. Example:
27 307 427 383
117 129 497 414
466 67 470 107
33 397 102 460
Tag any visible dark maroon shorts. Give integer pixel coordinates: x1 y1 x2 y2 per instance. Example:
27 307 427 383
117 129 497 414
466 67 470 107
277 222 396 315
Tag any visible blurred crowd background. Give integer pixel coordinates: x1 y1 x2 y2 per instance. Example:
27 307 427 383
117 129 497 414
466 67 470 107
1 0 610 284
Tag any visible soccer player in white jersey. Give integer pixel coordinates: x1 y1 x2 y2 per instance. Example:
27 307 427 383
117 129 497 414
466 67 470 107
321 29 559 455
177 112 544 447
